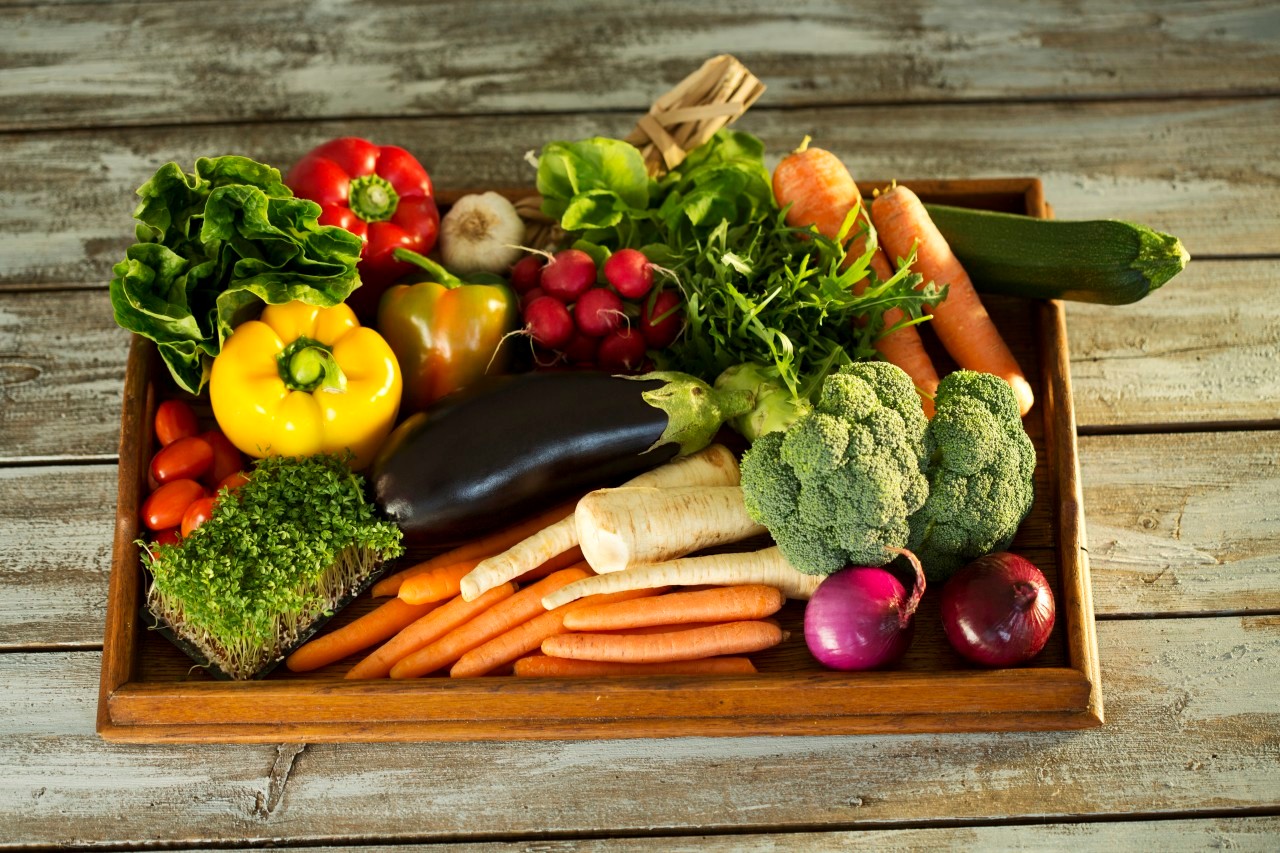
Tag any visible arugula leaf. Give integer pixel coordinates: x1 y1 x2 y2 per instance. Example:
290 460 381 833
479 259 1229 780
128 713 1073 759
109 156 363 393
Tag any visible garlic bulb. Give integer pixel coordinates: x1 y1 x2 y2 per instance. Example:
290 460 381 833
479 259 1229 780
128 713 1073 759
438 192 525 275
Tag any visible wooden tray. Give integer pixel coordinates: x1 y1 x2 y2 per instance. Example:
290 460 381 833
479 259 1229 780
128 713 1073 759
97 178 1103 743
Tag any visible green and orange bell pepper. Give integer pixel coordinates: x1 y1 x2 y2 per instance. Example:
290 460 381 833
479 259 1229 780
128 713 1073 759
378 249 519 413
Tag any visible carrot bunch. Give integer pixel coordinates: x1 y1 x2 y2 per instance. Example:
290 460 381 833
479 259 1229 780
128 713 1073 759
771 138 1034 417
529 584 786 676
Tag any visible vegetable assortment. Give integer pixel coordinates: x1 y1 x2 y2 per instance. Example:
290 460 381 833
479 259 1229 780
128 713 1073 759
109 85 1186 685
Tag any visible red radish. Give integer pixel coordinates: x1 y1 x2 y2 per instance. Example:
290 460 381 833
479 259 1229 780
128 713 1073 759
641 288 683 348
520 286 546 312
597 328 647 373
603 248 654 299
509 255 545 294
560 331 599 364
940 552 1056 667
522 296 574 349
540 249 597 302
574 287 625 337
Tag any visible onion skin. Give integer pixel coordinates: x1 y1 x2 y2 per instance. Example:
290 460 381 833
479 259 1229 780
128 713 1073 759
803 549 926 671
940 552 1056 667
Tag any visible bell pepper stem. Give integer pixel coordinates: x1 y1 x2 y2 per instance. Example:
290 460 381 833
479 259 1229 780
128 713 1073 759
277 336 347 393
348 174 400 223
393 247 465 289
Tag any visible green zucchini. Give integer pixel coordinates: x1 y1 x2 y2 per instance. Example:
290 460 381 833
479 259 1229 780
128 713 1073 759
922 203 1189 305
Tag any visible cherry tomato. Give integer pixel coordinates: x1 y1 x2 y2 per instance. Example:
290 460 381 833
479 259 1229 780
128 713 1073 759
180 496 218 538
141 479 206 531
200 430 244 487
216 471 250 493
154 400 199 447
150 436 213 485
151 528 182 549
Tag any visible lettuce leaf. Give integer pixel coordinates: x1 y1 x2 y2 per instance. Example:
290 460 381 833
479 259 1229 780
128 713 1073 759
109 156 362 393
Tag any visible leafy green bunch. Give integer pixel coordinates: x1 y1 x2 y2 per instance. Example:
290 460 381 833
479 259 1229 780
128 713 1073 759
110 155 363 393
145 453 403 679
536 131 943 410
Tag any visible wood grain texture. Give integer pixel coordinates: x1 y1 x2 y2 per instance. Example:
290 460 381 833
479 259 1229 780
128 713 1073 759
4 616 1278 844
1066 264 1280 427
2 0 1278 131
0 465 115 648
0 289 130 462
0 98 1276 289
243 817 1280 852
1084 431 1280 617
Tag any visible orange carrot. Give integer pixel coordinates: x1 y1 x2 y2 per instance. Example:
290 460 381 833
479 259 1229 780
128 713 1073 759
871 184 1034 415
562 584 784 632
396 559 481 605
772 138 939 415
284 598 439 672
512 546 588 584
513 654 757 677
449 586 666 678
390 566 592 679
370 497 581 597
346 583 515 680
541 620 785 663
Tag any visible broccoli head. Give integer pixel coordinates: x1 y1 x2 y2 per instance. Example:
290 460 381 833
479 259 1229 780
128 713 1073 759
740 362 928 575
907 370 1036 582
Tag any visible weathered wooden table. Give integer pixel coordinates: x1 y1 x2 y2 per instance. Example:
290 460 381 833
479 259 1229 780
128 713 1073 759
3 2 1278 848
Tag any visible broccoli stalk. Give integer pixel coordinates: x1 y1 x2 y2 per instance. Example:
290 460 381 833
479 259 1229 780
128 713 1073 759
908 370 1037 582
739 362 929 575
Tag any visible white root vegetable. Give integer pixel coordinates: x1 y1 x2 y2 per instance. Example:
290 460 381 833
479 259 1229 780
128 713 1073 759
541 547 825 610
460 444 740 601
576 486 766 574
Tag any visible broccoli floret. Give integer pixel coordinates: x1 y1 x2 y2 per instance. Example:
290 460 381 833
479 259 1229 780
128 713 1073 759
908 370 1036 582
740 362 928 575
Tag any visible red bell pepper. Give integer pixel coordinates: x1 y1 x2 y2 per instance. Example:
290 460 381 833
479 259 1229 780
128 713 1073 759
285 137 440 319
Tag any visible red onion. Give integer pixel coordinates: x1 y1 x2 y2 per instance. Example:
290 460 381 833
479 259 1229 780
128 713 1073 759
941 552 1056 667
804 549 926 671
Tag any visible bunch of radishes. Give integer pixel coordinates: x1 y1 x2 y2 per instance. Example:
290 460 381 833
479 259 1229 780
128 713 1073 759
509 248 682 373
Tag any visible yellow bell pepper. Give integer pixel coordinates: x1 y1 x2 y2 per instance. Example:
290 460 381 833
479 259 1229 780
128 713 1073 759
210 301 402 469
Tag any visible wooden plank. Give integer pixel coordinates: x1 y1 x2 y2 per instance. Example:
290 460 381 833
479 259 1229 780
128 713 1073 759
244 817 1280 852
2 1 1278 131
0 465 115 648
1083 431 1280 617
3 616 1278 844
0 98 1276 289
1066 265 1280 427
0 289 130 462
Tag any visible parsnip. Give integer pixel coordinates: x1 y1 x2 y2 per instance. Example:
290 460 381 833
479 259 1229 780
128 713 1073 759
541 547 825 610
460 444 740 601
576 486 765 574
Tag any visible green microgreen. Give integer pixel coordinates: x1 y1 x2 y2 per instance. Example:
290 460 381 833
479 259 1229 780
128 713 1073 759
143 453 402 679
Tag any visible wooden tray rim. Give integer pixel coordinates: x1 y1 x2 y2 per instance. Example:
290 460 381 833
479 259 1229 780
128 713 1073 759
97 177 1103 743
